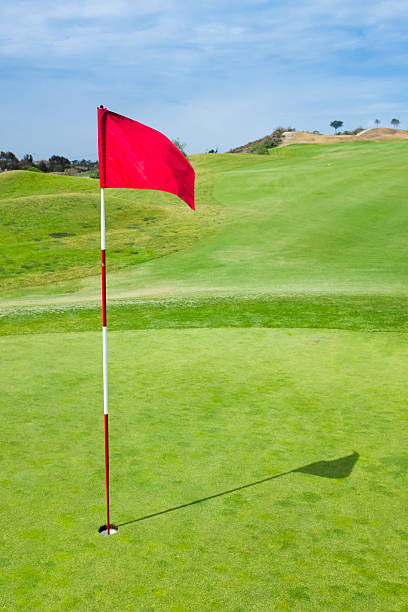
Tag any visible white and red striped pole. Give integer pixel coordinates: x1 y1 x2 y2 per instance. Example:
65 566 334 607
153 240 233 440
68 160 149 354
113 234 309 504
100 187 110 535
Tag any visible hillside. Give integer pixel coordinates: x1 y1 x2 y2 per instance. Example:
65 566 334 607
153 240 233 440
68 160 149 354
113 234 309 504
230 127 408 153
0 169 222 294
1 139 408 306
281 127 408 146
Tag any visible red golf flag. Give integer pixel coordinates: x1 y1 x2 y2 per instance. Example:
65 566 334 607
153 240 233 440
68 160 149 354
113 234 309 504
98 107 195 210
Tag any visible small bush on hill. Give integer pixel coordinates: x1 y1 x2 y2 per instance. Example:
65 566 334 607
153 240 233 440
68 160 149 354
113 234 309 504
20 166 41 172
249 128 286 154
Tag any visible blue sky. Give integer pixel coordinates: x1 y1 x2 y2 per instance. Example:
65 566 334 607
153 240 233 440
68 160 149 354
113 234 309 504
1 0 408 158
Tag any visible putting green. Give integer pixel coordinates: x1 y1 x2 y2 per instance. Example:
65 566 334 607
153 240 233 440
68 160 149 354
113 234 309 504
2 327 408 610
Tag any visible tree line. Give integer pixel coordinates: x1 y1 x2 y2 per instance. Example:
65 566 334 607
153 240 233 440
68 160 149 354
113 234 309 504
0 152 98 173
0 141 188 172
329 118 401 134
0 140 187 173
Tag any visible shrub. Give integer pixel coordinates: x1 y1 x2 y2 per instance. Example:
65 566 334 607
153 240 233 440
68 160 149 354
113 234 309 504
20 166 41 172
249 127 286 154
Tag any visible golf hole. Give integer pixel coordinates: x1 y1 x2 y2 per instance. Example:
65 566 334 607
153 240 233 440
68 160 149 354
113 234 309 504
98 524 118 535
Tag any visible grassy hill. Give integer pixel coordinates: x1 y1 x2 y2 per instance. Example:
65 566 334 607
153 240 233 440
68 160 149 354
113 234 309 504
0 168 222 294
230 127 408 153
281 127 408 146
2 141 408 611
2 139 408 305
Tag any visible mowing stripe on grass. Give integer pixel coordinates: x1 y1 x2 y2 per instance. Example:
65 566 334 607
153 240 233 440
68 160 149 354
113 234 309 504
1 294 408 335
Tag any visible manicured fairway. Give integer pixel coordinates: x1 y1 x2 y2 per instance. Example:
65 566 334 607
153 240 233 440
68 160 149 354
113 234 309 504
1 141 408 610
2 141 408 303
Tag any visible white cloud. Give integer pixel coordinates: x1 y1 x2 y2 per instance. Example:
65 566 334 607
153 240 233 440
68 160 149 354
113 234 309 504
1 0 407 156
1 0 407 74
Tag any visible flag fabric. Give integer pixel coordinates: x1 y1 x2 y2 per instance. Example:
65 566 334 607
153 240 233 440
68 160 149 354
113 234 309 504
97 107 195 210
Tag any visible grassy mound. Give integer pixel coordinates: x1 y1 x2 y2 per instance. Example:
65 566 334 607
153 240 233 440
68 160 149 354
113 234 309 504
0 168 222 292
2 140 408 304
281 127 408 146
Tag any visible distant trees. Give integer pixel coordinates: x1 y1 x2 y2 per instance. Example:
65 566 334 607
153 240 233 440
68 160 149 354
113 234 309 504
47 155 71 172
330 121 343 134
172 139 188 157
37 160 48 173
337 127 365 135
391 118 400 129
0 151 19 170
0 152 100 174
71 159 98 170
20 153 34 167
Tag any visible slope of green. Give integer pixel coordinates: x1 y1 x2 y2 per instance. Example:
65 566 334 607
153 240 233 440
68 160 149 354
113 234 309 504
3 140 407 305
118 141 408 298
0 169 222 292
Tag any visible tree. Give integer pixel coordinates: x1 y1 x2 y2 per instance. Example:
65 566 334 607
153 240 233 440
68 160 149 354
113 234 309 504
19 153 34 169
20 166 41 172
375 119 380 127
172 139 187 157
47 155 71 172
37 160 48 172
0 151 19 171
391 118 400 129
330 120 343 134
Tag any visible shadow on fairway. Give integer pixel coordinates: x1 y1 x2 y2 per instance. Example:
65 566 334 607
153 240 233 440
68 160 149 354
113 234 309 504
118 451 359 528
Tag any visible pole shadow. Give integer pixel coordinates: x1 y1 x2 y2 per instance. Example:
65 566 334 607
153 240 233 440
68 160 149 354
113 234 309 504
118 451 359 528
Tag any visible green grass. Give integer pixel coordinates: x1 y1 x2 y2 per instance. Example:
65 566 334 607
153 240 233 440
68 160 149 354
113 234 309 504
3 141 408 303
0 168 221 292
2 141 408 610
2 294 408 336
2 328 408 610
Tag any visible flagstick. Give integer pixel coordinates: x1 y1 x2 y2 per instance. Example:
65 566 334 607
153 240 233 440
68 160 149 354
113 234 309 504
101 187 110 535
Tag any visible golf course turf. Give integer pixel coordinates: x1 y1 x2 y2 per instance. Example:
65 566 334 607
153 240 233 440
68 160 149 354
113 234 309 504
1 141 408 610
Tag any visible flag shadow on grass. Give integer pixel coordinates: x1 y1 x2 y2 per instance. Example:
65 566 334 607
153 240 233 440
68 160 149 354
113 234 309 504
118 451 359 528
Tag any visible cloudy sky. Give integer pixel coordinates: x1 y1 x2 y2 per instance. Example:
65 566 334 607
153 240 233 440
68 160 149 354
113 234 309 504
1 0 408 158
